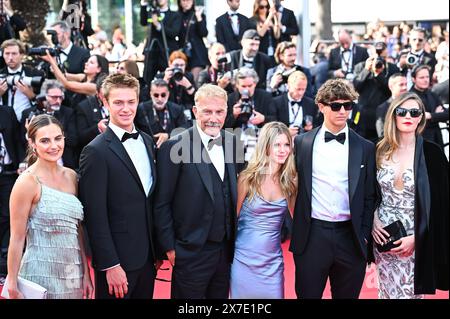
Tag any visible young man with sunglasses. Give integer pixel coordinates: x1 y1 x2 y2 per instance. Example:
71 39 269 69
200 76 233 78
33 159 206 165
290 79 377 299
135 79 187 149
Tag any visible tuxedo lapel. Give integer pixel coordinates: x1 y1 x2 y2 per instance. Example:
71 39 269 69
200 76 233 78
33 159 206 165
140 131 157 196
348 130 363 203
192 127 215 202
281 94 290 126
300 127 320 210
105 128 145 193
223 131 237 207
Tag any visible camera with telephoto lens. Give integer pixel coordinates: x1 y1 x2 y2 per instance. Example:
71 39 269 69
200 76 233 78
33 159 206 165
238 89 254 123
374 43 386 69
0 74 44 90
171 67 184 82
280 68 297 85
28 30 62 57
149 0 160 15
27 95 48 121
217 54 231 79
406 52 419 67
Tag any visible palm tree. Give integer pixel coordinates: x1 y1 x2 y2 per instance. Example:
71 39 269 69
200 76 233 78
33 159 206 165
11 0 50 45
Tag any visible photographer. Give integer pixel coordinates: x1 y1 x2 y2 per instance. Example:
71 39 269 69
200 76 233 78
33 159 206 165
404 27 437 89
58 0 94 48
0 39 44 122
160 50 196 125
140 0 182 84
273 70 320 137
75 74 109 151
197 43 233 93
177 0 208 82
49 21 91 75
20 80 79 169
353 41 399 141
226 67 276 128
328 29 369 80
228 29 275 90
275 0 299 43
135 79 187 149
266 41 314 98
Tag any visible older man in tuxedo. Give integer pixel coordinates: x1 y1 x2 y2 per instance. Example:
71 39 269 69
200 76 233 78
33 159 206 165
154 84 242 299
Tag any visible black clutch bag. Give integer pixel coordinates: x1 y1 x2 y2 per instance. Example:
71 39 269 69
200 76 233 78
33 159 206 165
376 220 407 252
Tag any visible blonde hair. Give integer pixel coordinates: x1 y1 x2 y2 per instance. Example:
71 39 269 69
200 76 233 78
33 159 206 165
194 84 228 105
240 122 297 202
101 73 140 100
287 70 307 86
376 92 426 168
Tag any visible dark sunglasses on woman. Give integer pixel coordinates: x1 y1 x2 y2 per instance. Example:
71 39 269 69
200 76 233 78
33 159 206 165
395 107 423 118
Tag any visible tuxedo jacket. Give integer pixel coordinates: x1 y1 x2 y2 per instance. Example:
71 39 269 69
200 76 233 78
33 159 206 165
135 100 187 137
279 7 299 42
225 89 277 128
153 126 239 259
273 93 320 128
21 105 79 169
215 13 255 52
75 96 106 151
65 45 91 74
289 126 377 259
79 127 158 271
228 50 276 89
328 45 369 78
0 106 25 168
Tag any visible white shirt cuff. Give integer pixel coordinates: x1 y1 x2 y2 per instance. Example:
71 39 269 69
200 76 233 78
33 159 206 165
102 264 120 271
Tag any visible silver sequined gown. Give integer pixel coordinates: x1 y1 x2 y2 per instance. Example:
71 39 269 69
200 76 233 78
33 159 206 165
19 184 85 299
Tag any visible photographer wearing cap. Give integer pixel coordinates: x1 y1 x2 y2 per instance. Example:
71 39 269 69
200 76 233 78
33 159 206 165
266 41 314 98
0 39 44 123
228 29 275 90
353 41 399 141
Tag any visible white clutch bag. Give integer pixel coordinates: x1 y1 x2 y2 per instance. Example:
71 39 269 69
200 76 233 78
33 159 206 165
1 275 47 299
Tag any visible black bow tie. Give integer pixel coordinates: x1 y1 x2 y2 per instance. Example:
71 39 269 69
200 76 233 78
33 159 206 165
229 13 238 17
324 131 346 144
207 137 222 150
7 71 21 76
290 100 301 106
121 131 139 143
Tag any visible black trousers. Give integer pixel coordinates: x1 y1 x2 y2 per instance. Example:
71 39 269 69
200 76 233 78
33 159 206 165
171 240 231 299
95 261 156 299
293 219 366 299
0 174 17 254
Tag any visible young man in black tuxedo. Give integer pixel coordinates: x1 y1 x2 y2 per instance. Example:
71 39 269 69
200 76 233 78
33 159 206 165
215 0 255 52
290 79 376 299
154 84 241 298
79 73 160 299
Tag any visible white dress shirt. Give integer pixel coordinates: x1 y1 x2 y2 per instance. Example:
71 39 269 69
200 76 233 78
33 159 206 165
340 43 354 73
1 66 32 122
0 133 12 166
60 41 73 66
228 10 239 36
197 125 225 181
288 94 303 127
109 123 153 195
311 125 351 222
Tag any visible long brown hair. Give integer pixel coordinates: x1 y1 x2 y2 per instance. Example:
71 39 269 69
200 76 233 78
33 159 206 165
240 122 297 202
26 114 64 166
376 92 426 168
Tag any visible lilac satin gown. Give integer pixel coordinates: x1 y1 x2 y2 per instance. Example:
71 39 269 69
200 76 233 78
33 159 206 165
230 194 288 299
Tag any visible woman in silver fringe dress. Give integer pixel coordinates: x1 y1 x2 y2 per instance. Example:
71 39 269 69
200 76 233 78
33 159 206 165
6 115 93 299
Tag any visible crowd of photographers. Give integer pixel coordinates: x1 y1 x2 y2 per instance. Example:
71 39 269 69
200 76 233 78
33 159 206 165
0 0 449 279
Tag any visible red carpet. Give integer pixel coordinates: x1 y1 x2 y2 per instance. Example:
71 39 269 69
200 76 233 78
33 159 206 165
2 240 448 299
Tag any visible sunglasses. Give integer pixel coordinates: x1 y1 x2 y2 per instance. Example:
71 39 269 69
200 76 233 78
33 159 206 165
152 93 167 98
325 101 354 111
259 5 270 9
411 38 424 43
395 107 423 117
